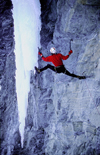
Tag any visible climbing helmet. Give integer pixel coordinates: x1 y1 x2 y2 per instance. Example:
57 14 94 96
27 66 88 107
50 47 56 54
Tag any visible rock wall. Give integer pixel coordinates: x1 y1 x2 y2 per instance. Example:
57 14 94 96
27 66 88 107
1 0 100 155
0 1 21 155
23 0 100 155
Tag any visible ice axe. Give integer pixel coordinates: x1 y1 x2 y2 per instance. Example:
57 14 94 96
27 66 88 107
69 39 73 51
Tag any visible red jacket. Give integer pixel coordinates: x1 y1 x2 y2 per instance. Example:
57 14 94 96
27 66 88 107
42 53 69 67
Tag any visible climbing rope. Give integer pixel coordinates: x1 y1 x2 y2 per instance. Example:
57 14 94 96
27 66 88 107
52 69 100 116
69 37 100 116
85 80 100 116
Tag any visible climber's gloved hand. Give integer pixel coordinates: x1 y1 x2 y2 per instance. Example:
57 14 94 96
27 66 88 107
69 50 73 55
38 52 43 57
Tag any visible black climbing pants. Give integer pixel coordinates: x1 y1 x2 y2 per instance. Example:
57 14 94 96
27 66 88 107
40 64 80 78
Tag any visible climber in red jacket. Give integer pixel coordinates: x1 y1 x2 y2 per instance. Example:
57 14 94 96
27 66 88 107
35 47 86 79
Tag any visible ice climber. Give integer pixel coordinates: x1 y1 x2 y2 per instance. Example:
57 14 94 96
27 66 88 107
35 47 86 79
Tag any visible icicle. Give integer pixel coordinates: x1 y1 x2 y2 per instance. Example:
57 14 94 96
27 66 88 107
12 0 41 147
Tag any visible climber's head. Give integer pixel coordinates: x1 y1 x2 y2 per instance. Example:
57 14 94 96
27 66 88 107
50 47 56 54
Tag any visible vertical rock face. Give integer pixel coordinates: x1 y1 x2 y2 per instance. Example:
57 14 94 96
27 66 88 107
0 1 21 155
40 0 58 47
1 0 100 155
24 0 100 155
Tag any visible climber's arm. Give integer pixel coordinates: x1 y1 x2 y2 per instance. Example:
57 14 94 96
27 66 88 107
38 52 51 62
60 50 73 60
42 56 51 62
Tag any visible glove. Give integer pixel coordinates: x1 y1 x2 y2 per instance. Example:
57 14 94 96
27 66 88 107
69 50 73 55
38 52 43 57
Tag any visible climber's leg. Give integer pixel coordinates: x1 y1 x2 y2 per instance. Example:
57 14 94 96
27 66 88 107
35 64 56 73
63 68 86 79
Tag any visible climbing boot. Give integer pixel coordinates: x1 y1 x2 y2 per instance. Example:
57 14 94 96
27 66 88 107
35 66 41 73
78 76 86 79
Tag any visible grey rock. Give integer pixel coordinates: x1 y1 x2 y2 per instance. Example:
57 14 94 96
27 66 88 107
1 0 100 154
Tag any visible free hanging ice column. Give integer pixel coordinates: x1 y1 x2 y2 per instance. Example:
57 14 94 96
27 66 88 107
12 0 41 147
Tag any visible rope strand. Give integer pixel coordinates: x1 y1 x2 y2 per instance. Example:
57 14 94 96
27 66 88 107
85 80 100 116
